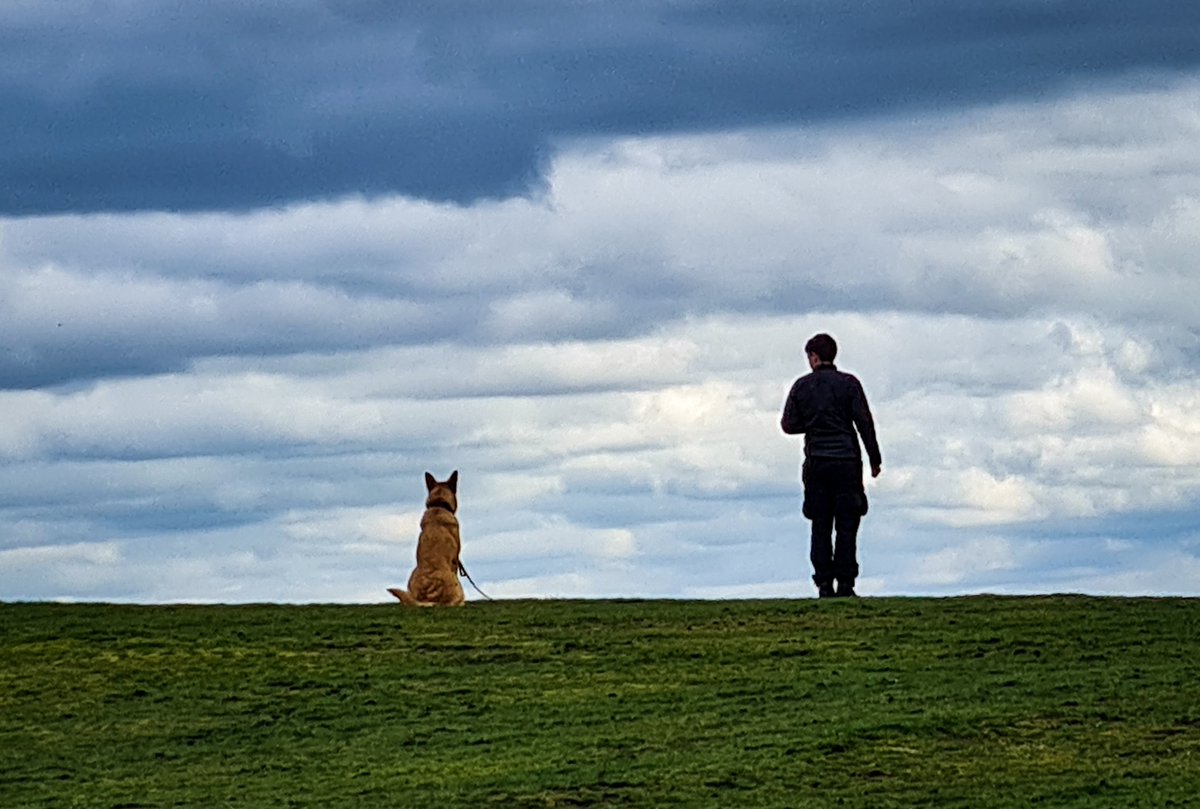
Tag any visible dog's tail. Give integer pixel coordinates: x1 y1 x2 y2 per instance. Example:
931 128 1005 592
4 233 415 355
387 587 430 607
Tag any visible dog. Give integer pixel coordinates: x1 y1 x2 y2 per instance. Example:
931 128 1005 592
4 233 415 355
388 471 466 607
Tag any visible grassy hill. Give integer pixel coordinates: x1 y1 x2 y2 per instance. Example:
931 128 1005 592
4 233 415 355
2 596 1198 807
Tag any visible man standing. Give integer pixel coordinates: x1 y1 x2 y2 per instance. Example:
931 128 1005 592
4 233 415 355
781 333 882 598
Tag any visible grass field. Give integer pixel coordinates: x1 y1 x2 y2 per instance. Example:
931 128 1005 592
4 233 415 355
2 596 1199 807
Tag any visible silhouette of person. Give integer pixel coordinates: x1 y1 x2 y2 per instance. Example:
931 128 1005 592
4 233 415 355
781 333 882 598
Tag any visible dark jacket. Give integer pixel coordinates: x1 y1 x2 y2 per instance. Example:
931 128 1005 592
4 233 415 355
781 364 881 467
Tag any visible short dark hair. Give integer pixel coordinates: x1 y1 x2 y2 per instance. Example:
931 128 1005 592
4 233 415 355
805 333 838 363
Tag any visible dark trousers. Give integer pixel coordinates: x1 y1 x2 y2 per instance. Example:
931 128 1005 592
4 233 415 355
802 458 866 587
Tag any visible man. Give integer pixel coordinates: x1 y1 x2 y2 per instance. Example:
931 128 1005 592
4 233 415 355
781 333 882 598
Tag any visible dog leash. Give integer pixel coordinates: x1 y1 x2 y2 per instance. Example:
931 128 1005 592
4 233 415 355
459 562 494 602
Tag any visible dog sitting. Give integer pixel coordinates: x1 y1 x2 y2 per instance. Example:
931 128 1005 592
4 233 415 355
388 471 466 607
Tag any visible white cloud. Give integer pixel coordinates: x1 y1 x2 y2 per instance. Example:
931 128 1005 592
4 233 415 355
1006 367 1142 432
1046 550 1200 597
957 469 1043 525
0 541 124 596
911 536 1019 587
473 521 637 564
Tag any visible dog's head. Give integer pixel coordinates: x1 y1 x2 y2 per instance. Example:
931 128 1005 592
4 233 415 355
424 470 459 513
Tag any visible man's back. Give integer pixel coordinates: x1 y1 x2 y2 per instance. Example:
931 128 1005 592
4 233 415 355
781 364 881 466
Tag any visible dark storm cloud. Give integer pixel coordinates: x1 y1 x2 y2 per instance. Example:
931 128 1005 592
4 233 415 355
5 0 1199 215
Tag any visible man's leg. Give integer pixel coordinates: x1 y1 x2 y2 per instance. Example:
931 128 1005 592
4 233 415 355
810 509 836 597
805 459 837 597
832 509 861 596
831 460 865 597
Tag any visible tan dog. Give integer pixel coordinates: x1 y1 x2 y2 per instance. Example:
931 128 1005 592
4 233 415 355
388 471 466 607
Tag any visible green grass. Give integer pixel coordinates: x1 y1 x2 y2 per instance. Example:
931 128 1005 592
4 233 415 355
3 597 1199 807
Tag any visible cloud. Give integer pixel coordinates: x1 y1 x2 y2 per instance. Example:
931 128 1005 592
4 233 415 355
7 76 1200 394
3 55 1200 601
2 307 1196 602
0 262 453 388
911 536 1019 587
5 1 1200 214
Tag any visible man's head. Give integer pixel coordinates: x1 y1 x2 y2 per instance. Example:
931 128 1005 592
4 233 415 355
805 333 838 368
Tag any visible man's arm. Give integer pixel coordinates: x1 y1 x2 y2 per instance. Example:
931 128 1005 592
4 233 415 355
851 379 882 476
780 379 805 435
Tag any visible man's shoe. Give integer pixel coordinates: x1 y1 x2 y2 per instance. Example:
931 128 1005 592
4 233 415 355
817 583 836 599
835 583 857 598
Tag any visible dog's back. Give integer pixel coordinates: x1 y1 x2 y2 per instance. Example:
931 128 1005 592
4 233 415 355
415 507 460 567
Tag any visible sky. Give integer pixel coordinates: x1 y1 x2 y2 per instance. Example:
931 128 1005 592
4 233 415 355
3 1 1199 602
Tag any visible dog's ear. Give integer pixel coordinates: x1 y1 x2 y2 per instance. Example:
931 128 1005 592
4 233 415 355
424 472 436 491
447 470 458 493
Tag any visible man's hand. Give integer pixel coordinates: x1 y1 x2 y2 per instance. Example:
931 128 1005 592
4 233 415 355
871 464 882 479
